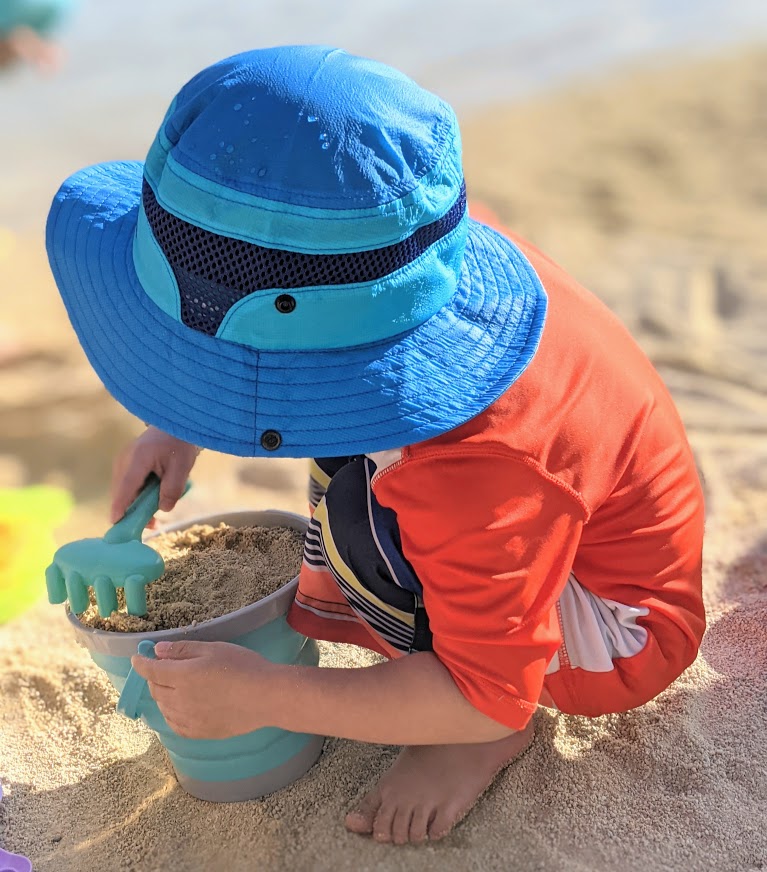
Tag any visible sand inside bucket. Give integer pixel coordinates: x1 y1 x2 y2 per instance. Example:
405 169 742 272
76 524 305 632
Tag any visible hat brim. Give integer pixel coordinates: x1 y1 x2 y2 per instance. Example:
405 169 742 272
46 161 547 457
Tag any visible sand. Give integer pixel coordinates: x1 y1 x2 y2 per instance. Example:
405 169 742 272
77 524 305 633
1 45 767 872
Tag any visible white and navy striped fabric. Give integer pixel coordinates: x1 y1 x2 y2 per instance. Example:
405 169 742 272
296 455 432 654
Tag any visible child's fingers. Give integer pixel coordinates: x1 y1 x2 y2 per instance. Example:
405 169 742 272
165 715 194 738
147 682 176 705
158 457 190 512
153 640 208 660
131 653 175 685
111 453 154 523
110 428 197 521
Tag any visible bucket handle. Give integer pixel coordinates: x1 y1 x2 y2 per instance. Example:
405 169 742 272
116 640 156 720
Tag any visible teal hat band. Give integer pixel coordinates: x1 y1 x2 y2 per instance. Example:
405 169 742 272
133 178 468 351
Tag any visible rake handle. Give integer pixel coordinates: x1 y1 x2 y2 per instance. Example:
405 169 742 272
103 474 163 544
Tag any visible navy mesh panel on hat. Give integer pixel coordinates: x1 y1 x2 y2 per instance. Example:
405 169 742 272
142 180 467 336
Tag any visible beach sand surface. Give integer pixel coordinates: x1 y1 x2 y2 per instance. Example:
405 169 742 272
1 46 766 872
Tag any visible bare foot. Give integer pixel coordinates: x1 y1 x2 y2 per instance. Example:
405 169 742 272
345 721 534 844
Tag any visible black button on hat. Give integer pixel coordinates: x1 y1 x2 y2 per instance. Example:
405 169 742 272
260 429 282 451
275 294 296 313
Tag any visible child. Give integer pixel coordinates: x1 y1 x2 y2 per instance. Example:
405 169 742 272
0 0 75 73
46 46 705 845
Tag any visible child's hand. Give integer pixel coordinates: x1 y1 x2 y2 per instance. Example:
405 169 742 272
111 426 200 523
131 641 277 738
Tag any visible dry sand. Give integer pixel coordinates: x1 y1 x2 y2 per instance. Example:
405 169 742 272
1 45 767 871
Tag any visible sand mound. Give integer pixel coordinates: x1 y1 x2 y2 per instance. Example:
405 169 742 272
77 524 304 632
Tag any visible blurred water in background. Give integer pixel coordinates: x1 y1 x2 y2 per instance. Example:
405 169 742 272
1 0 767 230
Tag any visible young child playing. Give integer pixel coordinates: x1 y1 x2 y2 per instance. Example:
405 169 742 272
0 0 75 73
46 45 705 845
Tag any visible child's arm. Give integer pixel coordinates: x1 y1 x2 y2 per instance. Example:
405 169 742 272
133 640 518 744
275 649 517 743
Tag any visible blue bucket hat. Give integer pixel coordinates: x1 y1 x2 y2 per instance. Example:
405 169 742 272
46 46 547 457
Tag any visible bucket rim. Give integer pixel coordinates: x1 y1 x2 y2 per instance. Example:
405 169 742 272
66 508 309 657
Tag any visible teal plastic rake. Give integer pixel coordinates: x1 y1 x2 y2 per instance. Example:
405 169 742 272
45 474 188 618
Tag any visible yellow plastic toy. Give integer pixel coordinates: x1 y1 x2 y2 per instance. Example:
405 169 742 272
0 485 72 623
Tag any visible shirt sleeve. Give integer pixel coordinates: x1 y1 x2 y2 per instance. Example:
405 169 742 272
373 448 587 730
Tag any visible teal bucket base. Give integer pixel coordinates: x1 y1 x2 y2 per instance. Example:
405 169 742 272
176 734 325 802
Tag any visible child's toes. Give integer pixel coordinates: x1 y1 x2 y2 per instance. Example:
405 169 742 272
390 807 414 845
409 806 434 843
372 802 396 842
344 790 381 835
428 802 466 841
